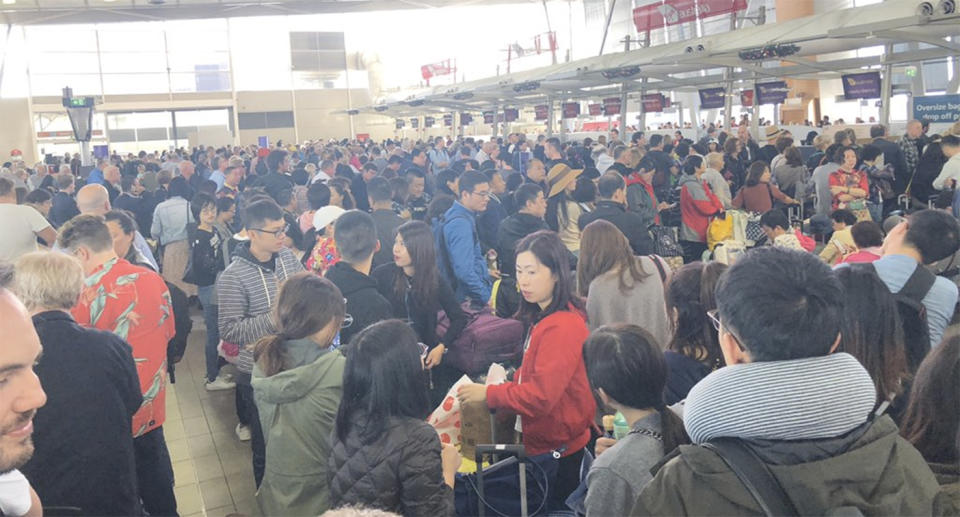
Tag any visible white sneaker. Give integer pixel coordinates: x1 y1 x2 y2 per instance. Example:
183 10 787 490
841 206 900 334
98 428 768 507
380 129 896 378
235 423 251 442
205 375 236 391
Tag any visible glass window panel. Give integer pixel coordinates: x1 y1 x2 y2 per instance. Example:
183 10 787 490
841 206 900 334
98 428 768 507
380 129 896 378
169 72 231 93
28 52 100 75
165 28 229 53
30 74 102 96
175 109 229 127
25 25 97 52
98 25 165 52
167 52 229 72
229 17 292 91
1 28 29 98
100 52 167 73
102 73 169 95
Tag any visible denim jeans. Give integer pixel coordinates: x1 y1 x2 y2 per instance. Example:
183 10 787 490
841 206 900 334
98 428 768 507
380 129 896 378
134 426 178 516
197 285 220 382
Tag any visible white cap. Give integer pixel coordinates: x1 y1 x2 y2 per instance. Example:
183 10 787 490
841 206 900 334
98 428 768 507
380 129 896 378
313 205 346 231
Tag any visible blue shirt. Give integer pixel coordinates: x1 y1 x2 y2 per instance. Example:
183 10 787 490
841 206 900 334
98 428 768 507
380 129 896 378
86 168 104 185
839 254 958 347
209 170 226 191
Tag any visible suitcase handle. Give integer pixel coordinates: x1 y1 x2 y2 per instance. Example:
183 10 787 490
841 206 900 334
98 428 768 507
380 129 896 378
475 443 526 465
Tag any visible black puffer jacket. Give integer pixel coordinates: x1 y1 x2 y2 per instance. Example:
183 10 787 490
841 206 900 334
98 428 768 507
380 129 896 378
328 412 455 516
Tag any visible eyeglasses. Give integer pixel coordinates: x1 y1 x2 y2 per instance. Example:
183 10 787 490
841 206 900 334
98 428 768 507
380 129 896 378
706 309 746 352
471 190 492 199
249 224 289 239
706 309 722 332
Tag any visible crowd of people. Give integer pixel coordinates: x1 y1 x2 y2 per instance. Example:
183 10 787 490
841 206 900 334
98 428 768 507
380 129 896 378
0 118 958 516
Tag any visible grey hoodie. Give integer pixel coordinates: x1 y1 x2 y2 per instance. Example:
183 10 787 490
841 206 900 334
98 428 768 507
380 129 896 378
217 242 304 375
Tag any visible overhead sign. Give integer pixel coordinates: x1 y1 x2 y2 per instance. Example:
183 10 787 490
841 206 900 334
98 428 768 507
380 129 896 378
460 112 473 125
535 105 549 121
562 102 581 119
603 97 622 116
740 89 754 107
588 104 603 116
424 116 435 128
633 0 748 33
913 94 960 123
443 114 453 126
755 81 789 105
504 108 519 122
842 72 881 100
396 119 405 129
421 59 453 81
483 111 494 124
258 136 268 148
699 87 726 109
410 118 419 129
642 93 665 113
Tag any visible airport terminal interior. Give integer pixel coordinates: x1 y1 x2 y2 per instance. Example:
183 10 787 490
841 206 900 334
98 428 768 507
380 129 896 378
0 0 958 516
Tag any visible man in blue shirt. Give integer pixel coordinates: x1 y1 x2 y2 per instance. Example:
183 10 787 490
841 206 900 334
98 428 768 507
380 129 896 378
852 209 960 348
440 170 493 307
85 158 106 185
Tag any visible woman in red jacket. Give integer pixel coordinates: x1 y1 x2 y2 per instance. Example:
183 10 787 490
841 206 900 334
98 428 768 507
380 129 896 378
458 230 596 512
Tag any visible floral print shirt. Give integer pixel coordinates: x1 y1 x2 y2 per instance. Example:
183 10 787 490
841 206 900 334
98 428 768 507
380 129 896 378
72 257 175 438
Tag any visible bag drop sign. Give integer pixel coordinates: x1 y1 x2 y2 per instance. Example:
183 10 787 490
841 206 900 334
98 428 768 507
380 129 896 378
913 94 960 123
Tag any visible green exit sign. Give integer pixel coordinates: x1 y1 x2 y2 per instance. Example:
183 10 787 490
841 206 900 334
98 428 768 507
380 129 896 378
905 66 918 78
62 96 94 108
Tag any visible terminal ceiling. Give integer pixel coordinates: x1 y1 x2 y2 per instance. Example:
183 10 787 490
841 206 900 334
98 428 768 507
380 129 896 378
351 0 960 117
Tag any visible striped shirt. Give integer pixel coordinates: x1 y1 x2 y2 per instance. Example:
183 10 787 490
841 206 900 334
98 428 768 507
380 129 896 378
684 353 876 444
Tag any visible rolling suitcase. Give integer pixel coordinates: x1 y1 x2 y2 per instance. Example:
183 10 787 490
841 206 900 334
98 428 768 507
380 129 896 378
455 411 554 517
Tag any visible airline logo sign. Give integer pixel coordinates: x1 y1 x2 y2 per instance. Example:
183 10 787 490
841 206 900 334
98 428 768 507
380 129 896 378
842 72 881 100
603 97 622 116
699 87 726 109
642 93 665 113
535 105 549 121
562 102 581 119
755 81 789 105
633 0 747 33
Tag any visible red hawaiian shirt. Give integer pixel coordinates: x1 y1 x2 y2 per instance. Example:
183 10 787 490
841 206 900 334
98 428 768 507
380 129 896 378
72 257 175 438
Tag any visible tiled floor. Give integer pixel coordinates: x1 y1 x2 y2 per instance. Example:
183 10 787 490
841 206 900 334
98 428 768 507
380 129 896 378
164 311 258 517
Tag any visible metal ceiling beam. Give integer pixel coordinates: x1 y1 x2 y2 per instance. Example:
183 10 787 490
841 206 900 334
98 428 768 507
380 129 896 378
873 30 960 53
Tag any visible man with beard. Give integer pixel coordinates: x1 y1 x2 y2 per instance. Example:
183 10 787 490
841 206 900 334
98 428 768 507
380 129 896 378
0 286 46 516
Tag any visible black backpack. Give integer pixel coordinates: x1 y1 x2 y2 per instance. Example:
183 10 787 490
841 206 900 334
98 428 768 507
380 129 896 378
864 263 935 372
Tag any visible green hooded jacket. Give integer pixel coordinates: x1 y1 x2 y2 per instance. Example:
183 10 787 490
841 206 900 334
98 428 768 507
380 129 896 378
252 339 346 516
633 416 947 516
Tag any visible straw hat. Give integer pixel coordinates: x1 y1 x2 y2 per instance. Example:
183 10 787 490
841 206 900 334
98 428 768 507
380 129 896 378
546 163 584 198
764 126 784 141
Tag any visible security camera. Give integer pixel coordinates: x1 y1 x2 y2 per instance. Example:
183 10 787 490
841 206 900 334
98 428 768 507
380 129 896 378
917 1 934 15
937 0 956 14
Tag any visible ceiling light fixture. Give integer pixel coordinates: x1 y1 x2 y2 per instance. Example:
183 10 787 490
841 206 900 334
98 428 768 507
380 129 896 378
2 0 16 5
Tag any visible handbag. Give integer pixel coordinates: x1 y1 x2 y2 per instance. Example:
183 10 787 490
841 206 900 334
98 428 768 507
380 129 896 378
437 304 525 375
745 214 765 245
649 225 683 258
707 214 734 251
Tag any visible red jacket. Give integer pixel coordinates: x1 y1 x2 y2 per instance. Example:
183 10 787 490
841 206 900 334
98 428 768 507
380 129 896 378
486 307 595 457
679 174 724 243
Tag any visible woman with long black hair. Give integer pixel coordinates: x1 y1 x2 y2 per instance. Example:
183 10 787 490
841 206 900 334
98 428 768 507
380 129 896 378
373 220 468 403
329 320 460 514
457 230 595 512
